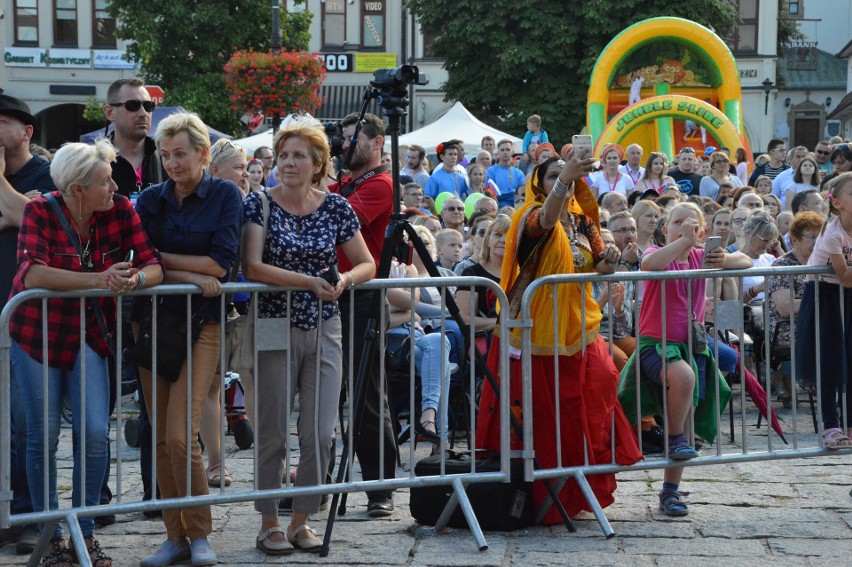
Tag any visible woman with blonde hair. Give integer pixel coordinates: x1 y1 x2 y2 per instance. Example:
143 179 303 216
135 113 243 567
10 139 162 567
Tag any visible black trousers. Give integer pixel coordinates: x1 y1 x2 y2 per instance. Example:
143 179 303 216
339 290 397 498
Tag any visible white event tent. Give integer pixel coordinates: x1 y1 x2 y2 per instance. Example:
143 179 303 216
390 101 521 156
232 103 521 157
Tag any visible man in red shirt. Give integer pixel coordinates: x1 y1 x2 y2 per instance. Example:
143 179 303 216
328 112 397 516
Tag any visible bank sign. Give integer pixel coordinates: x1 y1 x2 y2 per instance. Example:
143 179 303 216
4 47 136 70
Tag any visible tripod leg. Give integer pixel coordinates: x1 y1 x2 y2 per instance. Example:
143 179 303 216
320 436 350 557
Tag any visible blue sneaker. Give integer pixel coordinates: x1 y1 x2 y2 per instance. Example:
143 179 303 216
190 538 217 566
140 539 191 567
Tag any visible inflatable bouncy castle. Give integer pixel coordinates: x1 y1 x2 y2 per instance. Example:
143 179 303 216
587 17 752 165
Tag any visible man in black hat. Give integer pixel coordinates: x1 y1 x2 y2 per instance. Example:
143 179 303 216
0 93 56 554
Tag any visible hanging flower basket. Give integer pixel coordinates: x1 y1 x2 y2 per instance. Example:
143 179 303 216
224 50 326 117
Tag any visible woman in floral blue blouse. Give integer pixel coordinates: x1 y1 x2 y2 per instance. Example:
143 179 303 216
242 123 374 555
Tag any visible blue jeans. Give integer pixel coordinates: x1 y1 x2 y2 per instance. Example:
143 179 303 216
11 341 110 539
425 319 464 365
707 337 738 374
388 327 452 435
9 361 33 515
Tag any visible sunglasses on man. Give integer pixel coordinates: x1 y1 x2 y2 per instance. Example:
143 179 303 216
109 100 156 113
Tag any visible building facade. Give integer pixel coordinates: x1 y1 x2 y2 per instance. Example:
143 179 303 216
0 0 140 148
297 0 448 131
772 0 851 148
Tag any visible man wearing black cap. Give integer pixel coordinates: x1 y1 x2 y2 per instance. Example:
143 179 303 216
0 93 56 554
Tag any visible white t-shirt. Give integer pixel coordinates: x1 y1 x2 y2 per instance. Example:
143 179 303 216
591 170 635 195
808 219 852 284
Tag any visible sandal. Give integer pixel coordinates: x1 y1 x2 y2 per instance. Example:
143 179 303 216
69 536 112 567
822 428 852 450
667 443 699 461
206 463 233 487
658 490 689 517
415 421 441 445
256 527 293 556
287 524 322 553
40 539 72 567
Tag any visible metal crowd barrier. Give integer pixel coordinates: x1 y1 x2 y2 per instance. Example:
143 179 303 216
0 276 510 565
519 264 851 538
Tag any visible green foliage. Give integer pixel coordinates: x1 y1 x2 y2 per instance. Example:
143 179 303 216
82 96 106 124
108 0 312 134
407 0 738 143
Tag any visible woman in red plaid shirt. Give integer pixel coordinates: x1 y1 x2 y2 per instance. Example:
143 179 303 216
8 139 162 566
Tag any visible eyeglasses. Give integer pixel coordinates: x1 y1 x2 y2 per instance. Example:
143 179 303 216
611 227 637 234
108 100 156 113
771 147 787 153
799 233 819 241
732 218 746 225
816 150 831 156
444 206 464 212
713 160 729 165
679 148 695 154
476 228 488 236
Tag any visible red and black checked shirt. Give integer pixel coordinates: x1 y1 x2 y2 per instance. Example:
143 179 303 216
9 193 161 370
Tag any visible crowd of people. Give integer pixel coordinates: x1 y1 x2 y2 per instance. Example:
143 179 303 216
2 83 852 567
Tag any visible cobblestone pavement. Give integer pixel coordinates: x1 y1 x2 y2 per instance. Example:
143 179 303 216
2 384 850 566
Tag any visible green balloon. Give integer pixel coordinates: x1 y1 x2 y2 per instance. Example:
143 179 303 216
464 193 486 219
434 192 453 213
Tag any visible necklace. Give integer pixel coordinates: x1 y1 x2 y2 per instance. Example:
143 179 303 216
76 225 94 269
560 212 586 268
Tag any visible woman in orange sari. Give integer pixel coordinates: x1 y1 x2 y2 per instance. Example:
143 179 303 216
475 153 642 523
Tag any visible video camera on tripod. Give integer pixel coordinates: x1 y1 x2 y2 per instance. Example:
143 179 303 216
369 64 427 111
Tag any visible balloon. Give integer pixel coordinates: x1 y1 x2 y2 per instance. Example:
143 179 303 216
464 193 486 219
434 192 453 213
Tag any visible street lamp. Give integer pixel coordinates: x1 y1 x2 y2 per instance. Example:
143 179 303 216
762 78 773 116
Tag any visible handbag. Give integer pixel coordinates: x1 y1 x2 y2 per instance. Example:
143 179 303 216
226 190 291 357
125 301 204 382
691 318 708 353
385 332 411 371
410 450 534 531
